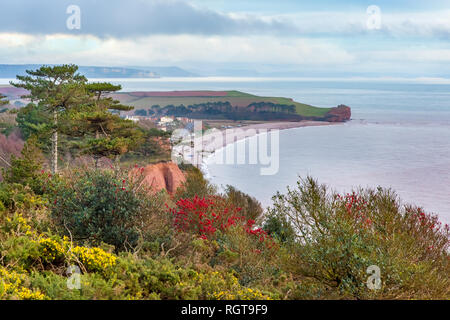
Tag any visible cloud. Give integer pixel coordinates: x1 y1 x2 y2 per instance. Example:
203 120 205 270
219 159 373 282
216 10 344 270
0 33 355 66
1 0 449 39
0 1 449 77
278 10 450 39
0 0 297 38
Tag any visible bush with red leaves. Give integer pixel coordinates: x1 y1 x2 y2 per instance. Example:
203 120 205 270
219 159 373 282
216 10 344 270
169 195 276 249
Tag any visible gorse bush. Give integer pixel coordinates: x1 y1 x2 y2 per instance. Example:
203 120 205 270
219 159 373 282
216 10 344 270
0 267 46 300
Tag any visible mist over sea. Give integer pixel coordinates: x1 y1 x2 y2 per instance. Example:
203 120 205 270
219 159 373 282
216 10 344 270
3 77 449 223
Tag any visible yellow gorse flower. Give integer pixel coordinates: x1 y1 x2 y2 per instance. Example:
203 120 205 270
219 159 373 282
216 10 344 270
72 246 117 273
212 286 272 300
35 236 117 275
0 267 46 300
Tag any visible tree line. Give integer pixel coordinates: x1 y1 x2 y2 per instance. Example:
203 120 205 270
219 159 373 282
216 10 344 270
141 101 300 120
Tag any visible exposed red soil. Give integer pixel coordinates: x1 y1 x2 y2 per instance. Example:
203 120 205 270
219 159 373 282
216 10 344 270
131 162 186 194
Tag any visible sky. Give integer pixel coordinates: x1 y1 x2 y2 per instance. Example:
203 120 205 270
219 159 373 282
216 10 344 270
1 0 450 77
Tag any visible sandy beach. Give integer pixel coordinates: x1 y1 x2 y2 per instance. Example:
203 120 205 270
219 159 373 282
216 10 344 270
204 120 337 151
172 120 338 167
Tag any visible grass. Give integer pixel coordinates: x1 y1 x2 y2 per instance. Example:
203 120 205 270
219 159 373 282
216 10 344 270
116 90 330 118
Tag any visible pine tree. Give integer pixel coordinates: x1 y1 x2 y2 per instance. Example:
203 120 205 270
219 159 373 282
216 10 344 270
11 65 88 173
70 82 143 167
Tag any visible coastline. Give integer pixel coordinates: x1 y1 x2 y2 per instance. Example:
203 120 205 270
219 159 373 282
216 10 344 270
180 120 340 179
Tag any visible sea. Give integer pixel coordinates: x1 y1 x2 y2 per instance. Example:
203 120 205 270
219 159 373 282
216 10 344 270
2 77 449 223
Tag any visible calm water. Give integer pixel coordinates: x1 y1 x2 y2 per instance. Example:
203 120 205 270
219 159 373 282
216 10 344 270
2 77 449 222
111 78 450 223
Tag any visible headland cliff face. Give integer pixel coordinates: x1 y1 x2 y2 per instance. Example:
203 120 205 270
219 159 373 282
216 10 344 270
323 105 351 122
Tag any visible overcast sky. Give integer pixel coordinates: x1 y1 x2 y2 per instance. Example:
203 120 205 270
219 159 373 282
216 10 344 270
1 0 450 77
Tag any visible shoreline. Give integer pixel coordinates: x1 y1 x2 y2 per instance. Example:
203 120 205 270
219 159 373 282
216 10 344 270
173 120 340 178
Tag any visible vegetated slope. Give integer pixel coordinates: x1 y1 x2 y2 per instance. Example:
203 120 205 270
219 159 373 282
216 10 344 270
113 90 335 120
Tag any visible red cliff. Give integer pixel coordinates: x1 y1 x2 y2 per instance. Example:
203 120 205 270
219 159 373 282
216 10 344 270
132 162 186 194
323 105 351 122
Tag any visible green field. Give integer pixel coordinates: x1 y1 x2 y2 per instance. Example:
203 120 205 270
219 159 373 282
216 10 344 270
114 90 331 117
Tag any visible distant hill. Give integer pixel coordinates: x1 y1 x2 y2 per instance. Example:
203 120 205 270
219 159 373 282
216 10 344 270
129 66 199 77
112 90 351 122
0 65 162 79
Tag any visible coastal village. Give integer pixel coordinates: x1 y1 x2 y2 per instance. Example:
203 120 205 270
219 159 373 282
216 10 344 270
124 114 193 132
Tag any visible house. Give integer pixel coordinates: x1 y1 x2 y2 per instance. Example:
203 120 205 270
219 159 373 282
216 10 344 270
125 115 139 122
158 116 174 126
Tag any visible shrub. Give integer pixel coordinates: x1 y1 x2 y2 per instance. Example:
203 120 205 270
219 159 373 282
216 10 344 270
217 223 279 287
2 136 44 192
34 235 118 275
223 185 263 221
0 267 46 300
49 168 146 251
212 287 272 300
170 195 244 240
0 182 46 211
72 246 117 274
262 211 296 244
270 176 450 299
175 167 216 199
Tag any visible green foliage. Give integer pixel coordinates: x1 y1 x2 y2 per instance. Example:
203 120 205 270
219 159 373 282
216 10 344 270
0 94 8 107
223 185 263 221
2 136 44 191
0 171 448 300
263 211 296 244
11 65 143 171
11 64 89 173
85 82 133 112
49 169 145 251
0 183 46 212
175 166 217 199
134 109 148 116
16 103 50 141
68 82 143 163
11 64 88 114
121 128 171 164
270 176 450 299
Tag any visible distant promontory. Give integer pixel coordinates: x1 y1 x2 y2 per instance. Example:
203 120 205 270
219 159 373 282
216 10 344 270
113 90 351 122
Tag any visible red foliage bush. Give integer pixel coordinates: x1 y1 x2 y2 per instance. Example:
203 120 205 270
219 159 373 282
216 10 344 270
169 195 276 249
170 195 243 238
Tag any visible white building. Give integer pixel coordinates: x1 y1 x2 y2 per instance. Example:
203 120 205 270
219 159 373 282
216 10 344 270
158 116 174 126
125 115 139 122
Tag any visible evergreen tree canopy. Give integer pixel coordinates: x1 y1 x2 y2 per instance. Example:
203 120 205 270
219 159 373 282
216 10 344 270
10 65 144 169
10 64 89 173
70 82 143 163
